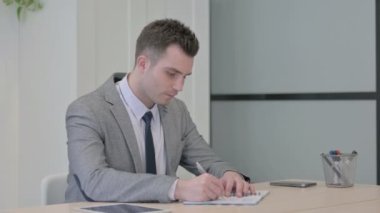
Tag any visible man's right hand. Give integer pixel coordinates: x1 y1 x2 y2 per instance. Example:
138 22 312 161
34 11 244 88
174 173 224 201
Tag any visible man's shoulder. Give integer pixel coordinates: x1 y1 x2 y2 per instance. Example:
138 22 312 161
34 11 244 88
67 73 124 111
67 90 105 114
72 90 102 105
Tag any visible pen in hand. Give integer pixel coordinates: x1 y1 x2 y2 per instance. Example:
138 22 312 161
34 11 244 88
195 162 256 198
196 161 225 199
196 161 207 174
196 161 232 199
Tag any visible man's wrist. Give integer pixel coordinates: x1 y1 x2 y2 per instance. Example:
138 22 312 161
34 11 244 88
168 179 179 201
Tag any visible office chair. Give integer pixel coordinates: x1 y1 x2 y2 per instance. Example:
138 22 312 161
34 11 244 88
41 173 68 205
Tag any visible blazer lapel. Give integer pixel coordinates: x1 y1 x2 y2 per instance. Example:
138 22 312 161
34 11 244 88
103 74 144 173
159 105 181 176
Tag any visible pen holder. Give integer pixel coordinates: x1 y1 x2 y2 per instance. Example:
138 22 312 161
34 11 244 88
321 152 358 187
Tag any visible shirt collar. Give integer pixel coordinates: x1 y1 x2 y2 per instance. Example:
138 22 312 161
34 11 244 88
118 75 159 121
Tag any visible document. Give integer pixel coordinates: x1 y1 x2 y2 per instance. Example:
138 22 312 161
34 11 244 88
183 190 269 205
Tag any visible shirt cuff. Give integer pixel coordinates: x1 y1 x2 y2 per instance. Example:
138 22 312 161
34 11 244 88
168 179 179 200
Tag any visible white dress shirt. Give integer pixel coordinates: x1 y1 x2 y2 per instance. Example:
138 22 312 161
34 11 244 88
116 76 166 174
116 75 177 200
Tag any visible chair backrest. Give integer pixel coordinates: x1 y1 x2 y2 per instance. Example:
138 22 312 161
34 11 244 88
41 173 68 205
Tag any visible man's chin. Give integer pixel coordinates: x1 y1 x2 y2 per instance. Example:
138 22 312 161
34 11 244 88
157 97 173 105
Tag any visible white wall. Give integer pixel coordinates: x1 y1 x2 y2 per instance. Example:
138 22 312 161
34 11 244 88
0 0 77 209
0 0 210 209
17 0 77 207
0 3 19 210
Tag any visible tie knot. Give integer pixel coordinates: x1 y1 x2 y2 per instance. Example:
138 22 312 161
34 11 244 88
142 111 153 125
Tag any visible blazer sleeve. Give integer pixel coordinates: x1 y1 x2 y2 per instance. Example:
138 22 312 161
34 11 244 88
66 100 177 203
174 100 246 179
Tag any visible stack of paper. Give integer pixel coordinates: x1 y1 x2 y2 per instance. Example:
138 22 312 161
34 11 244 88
183 190 270 205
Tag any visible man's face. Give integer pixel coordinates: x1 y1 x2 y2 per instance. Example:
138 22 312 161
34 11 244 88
141 44 194 107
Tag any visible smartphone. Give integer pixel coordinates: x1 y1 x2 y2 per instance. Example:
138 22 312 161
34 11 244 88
269 180 317 188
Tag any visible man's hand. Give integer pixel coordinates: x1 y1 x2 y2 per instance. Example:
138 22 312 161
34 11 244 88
174 173 224 201
220 171 255 197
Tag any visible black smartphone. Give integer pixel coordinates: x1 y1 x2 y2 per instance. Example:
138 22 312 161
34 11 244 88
269 180 317 188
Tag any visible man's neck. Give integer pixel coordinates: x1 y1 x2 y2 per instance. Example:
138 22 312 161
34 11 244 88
127 71 154 109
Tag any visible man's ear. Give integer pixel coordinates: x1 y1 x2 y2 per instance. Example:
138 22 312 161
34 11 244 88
135 55 151 73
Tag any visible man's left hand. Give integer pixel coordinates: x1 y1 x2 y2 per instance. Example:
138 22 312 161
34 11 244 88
220 171 255 197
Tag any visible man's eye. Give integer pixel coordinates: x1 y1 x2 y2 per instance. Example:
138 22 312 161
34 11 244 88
167 72 176 77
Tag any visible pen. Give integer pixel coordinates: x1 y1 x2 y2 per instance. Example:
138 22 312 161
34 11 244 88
329 150 341 161
196 162 255 197
196 161 207 174
321 153 349 185
321 153 342 178
196 161 230 198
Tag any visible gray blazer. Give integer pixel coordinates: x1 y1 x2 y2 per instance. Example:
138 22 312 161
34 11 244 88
65 73 237 203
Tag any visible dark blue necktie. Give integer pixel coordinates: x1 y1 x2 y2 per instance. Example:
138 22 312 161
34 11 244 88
142 111 156 174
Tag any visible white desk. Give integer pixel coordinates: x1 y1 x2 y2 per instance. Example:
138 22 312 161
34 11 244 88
3 181 380 213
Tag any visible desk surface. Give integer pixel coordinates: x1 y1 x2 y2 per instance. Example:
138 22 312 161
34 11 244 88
3 181 380 213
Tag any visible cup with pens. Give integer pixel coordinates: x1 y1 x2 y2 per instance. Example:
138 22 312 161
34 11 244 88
320 150 358 187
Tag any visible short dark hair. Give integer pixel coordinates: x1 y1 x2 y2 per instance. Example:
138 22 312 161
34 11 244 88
135 19 199 64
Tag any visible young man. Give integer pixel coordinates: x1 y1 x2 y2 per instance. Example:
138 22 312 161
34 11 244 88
65 19 254 203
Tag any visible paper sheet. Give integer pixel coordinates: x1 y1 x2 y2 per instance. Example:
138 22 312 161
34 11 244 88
183 190 269 205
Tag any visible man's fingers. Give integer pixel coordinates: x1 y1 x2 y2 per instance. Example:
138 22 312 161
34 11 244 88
234 180 244 197
200 174 224 199
250 183 256 195
207 181 224 198
243 182 252 196
224 179 234 196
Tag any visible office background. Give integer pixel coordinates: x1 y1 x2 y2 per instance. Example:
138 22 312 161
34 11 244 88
211 0 376 184
0 0 209 209
0 0 377 210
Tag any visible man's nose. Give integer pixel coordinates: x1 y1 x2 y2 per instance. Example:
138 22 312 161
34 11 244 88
173 77 185 91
